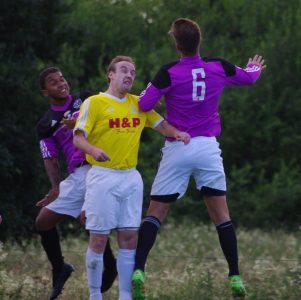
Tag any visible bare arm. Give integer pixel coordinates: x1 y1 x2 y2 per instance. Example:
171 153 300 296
154 120 191 144
36 157 60 207
73 130 110 161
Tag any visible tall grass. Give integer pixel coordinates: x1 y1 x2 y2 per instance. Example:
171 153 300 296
1 221 301 299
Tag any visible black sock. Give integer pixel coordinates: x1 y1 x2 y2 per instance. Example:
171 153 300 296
101 238 117 293
103 238 116 270
38 227 64 270
216 221 239 276
134 216 161 271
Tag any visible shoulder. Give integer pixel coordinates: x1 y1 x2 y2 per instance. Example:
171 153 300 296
36 110 57 140
127 93 139 101
152 60 179 89
202 57 236 77
80 93 106 111
70 90 94 109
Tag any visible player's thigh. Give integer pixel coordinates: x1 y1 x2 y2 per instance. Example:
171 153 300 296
35 207 66 231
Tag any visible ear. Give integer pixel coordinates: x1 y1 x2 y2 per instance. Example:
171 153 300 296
108 71 114 81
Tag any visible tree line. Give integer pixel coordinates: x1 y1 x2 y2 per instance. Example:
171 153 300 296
1 0 301 241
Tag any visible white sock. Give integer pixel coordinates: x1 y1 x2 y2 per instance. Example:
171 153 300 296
86 247 103 300
117 248 135 300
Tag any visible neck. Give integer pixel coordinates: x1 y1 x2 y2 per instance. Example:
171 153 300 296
180 52 198 58
105 87 126 99
50 96 70 106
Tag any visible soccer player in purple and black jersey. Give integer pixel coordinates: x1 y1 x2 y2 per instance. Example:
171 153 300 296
35 67 117 299
132 18 266 299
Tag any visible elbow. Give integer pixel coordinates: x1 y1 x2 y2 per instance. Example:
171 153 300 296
73 136 78 148
138 98 153 112
73 132 81 148
138 101 152 112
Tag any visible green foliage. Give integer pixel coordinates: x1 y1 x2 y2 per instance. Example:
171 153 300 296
1 0 301 240
1 223 301 299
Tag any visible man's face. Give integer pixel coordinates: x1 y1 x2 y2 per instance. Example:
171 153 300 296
42 72 70 100
109 61 136 95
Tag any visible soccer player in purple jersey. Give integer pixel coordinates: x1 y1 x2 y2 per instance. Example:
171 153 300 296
132 18 266 299
35 67 117 299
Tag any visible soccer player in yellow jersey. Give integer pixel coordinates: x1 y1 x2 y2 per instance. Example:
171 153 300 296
73 56 190 300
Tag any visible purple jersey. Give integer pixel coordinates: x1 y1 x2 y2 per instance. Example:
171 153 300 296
139 55 262 138
37 91 92 174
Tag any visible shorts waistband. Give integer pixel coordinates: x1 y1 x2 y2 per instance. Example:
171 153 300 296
165 135 216 145
91 165 137 174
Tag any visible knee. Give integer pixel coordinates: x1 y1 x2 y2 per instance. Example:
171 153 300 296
35 214 53 232
205 195 230 225
118 231 137 249
209 209 230 225
35 215 44 231
147 201 170 223
89 235 108 253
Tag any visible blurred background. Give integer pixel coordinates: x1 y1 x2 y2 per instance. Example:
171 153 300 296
1 0 301 241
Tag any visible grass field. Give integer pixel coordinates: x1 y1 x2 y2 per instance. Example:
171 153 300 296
1 221 301 299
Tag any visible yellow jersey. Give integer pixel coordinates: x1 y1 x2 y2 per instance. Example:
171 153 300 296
75 92 163 169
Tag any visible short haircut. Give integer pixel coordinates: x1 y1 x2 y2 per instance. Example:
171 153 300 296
39 67 62 89
169 18 201 56
107 55 135 82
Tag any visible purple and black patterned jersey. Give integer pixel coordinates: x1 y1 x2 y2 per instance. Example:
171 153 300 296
139 55 262 138
37 91 92 174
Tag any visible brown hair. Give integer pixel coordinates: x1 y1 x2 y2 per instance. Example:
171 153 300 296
107 55 135 82
39 67 62 89
169 18 201 56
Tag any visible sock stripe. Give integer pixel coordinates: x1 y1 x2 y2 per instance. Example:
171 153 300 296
216 220 232 229
143 216 161 229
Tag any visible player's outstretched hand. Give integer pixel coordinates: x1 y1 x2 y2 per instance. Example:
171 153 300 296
247 54 266 70
36 187 59 207
175 132 191 145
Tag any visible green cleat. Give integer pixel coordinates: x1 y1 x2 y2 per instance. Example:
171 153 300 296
132 269 147 300
229 275 246 298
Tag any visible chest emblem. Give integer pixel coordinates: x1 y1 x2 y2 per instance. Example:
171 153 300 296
109 117 140 128
73 98 82 109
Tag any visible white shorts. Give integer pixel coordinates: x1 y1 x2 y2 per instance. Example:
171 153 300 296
85 166 143 233
46 164 90 218
151 136 226 200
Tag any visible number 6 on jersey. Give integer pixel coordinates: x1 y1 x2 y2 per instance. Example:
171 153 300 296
192 68 206 101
